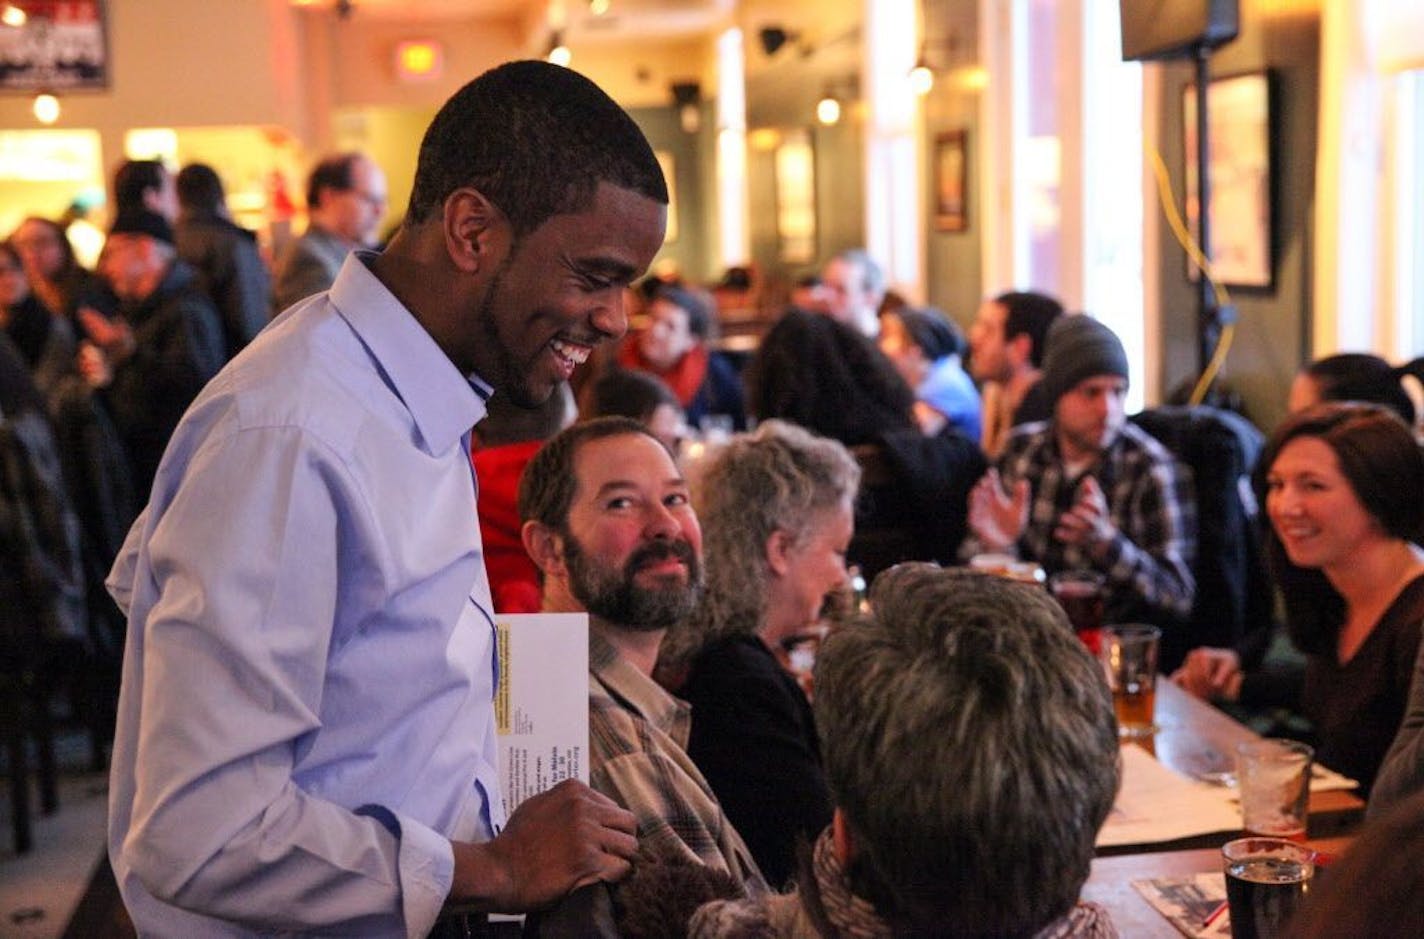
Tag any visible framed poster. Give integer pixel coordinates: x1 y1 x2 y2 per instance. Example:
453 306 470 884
934 130 968 232
0 2 108 91
1183 71 1272 289
775 128 816 264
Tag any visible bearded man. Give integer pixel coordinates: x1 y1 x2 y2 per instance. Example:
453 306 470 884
518 417 765 933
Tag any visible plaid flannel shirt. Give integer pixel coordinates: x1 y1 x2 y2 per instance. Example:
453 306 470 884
971 420 1196 625
587 628 766 892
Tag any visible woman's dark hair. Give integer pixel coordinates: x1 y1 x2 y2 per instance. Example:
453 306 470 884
1302 353 1424 426
1255 402 1424 654
888 306 965 360
585 368 680 424
746 309 916 445
652 283 712 339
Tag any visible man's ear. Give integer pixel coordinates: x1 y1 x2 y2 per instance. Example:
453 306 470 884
521 520 567 579
765 529 794 577
442 187 508 274
831 808 856 865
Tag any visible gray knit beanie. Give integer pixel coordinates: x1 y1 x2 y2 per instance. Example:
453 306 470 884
1039 314 1129 406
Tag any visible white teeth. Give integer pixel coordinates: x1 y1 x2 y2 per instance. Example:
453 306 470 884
550 339 591 365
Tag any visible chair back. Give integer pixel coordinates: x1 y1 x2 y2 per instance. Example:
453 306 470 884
1129 404 1269 669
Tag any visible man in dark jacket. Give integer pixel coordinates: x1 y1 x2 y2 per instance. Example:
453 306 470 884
79 211 224 498
174 163 271 359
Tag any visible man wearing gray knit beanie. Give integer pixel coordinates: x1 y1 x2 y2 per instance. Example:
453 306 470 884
963 313 1196 641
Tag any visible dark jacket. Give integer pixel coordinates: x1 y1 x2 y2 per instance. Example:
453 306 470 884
0 336 87 653
175 210 272 359
851 426 988 583
102 261 225 497
686 351 747 431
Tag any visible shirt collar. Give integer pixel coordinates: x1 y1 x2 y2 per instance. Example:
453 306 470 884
328 251 487 454
589 626 690 747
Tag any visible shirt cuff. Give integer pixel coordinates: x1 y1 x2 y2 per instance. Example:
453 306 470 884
390 808 456 939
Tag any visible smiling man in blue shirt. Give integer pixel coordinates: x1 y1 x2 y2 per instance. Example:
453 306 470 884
105 61 668 938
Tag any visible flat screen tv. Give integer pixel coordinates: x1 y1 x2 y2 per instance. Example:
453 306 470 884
1120 0 1239 62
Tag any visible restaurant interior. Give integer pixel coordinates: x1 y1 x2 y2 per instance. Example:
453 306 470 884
2 0 1423 936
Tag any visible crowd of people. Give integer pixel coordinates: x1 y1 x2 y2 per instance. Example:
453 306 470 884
6 56 1424 938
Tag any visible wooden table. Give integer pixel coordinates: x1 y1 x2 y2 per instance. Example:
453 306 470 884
1082 835 1352 937
1096 680 1366 856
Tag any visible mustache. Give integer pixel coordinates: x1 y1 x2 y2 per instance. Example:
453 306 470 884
626 538 697 574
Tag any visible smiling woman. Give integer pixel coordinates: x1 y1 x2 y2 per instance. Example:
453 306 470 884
1258 403 1424 794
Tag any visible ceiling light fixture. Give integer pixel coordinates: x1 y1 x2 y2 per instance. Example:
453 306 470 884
33 92 59 125
671 81 701 134
547 30 571 67
816 90 841 126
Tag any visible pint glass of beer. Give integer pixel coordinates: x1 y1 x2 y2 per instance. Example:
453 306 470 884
1099 624 1159 738
1221 837 1315 939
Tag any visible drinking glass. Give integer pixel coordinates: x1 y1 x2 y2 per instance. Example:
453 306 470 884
1237 739 1313 841
1221 837 1314 939
1100 624 1159 738
1049 570 1106 652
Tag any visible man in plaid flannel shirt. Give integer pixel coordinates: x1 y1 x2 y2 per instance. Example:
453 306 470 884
966 314 1196 631
518 418 765 933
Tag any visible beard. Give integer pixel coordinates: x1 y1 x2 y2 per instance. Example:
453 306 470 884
563 532 703 632
474 261 545 409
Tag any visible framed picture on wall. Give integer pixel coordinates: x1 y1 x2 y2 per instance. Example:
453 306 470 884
934 130 968 232
0 1 109 91
775 128 817 264
1183 71 1273 289
654 150 678 243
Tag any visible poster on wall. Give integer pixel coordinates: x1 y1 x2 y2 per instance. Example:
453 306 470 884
1183 71 1273 289
0 1 109 91
934 130 968 232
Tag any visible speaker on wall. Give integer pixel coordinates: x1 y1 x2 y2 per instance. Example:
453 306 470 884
1120 0 1239 62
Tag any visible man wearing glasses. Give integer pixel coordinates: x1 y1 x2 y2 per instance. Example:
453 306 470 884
273 150 388 311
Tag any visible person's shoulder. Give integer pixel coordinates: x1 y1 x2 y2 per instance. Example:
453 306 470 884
690 635 775 679
1002 420 1050 459
192 302 379 452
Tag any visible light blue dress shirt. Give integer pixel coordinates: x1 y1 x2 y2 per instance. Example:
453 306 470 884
106 253 505 938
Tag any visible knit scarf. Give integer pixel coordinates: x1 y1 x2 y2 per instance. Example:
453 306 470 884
809 830 1118 939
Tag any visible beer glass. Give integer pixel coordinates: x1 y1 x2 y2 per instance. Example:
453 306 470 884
1221 837 1314 939
1099 624 1159 738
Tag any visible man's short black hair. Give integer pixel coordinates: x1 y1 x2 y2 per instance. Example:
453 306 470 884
176 163 226 214
306 153 364 210
405 60 668 238
113 160 168 215
995 290 1064 368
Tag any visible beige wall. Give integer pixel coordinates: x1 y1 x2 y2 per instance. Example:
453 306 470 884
1156 0 1320 430
0 0 308 192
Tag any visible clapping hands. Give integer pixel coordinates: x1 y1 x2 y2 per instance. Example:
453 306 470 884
968 468 1029 552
